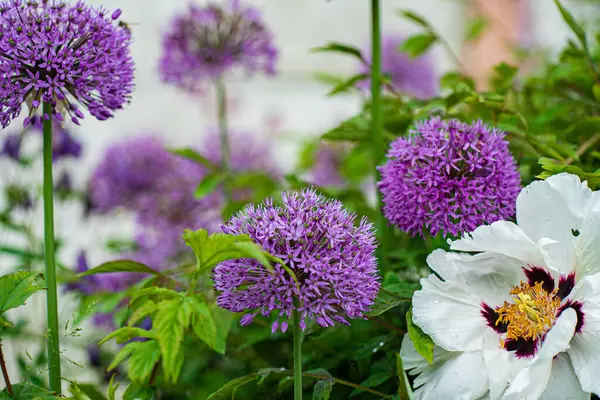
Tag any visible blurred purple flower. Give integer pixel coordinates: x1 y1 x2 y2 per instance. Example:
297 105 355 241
159 0 277 92
307 143 347 188
1 133 22 160
378 117 521 238
214 189 380 332
0 1 134 128
358 34 437 99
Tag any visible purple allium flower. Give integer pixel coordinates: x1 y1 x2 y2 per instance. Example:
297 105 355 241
358 34 437 99
159 0 277 92
1 133 22 160
0 1 134 128
378 117 521 237
213 189 380 331
89 137 175 213
307 143 347 188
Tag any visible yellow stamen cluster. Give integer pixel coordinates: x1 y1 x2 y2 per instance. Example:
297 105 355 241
495 281 561 342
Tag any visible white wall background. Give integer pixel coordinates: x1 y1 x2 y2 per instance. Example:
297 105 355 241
0 0 594 392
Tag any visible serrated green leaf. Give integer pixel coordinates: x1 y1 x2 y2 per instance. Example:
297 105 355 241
128 340 161 384
128 300 158 327
0 271 44 314
553 0 587 51
129 287 180 306
186 296 219 353
169 147 216 169
207 374 259 400
154 299 191 384
100 327 156 346
194 171 225 199
72 383 108 400
78 260 161 278
232 242 275 273
123 384 153 400
313 379 334 400
397 10 430 28
327 73 368 96
406 309 434 364
212 305 234 354
464 16 488 41
322 116 370 143
108 374 119 400
399 33 437 58
183 229 255 272
7 382 56 399
311 42 363 60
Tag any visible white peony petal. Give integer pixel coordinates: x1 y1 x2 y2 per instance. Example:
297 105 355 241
502 308 577 400
516 173 596 274
427 249 522 307
449 220 547 268
402 337 488 400
482 329 512 400
540 353 589 400
574 211 600 279
565 273 600 394
413 275 486 352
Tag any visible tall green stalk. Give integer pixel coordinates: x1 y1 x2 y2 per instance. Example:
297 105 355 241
370 0 387 249
42 103 62 394
216 79 232 203
292 308 303 400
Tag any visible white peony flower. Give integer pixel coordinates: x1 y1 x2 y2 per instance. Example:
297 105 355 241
401 173 600 400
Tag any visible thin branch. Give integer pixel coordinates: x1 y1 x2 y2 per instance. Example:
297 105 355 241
565 133 600 165
0 343 14 397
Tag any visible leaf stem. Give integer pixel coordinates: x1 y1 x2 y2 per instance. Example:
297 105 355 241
216 79 232 203
0 342 13 397
42 103 62 395
370 0 389 253
565 133 600 165
292 307 303 400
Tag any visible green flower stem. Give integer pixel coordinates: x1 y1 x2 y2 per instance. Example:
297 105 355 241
0 343 13 397
216 78 232 203
370 0 388 250
42 103 62 395
292 307 303 400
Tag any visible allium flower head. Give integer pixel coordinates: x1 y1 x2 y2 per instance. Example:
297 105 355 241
378 117 521 237
159 0 277 92
213 189 380 332
358 34 437 99
401 173 600 399
0 0 134 128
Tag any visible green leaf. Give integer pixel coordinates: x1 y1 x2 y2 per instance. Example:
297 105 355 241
397 10 431 29
399 33 437 58
207 374 259 400
257 368 281 385
406 309 434 364
396 353 413 400
186 296 219 353
99 327 156 346
72 383 108 400
194 172 225 199
440 72 476 91
593 83 600 101
128 301 158 327
313 379 334 400
0 271 44 314
169 147 216 169
311 42 363 60
107 374 119 400
322 116 370 143
350 373 391 397
464 16 488 41
123 384 153 400
108 342 140 371
327 74 369 96
128 340 161 384
129 287 180 306
8 382 56 399
154 299 191 384
232 242 275 273
78 260 161 278
183 229 253 271
212 305 234 354
553 0 587 51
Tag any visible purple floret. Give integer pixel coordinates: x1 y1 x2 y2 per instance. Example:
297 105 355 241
0 0 134 128
358 34 437 99
213 189 380 332
378 117 521 237
159 0 277 92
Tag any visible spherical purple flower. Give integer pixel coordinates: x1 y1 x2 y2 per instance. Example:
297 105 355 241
213 189 380 332
378 117 521 238
358 34 437 99
159 0 277 92
0 0 134 128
